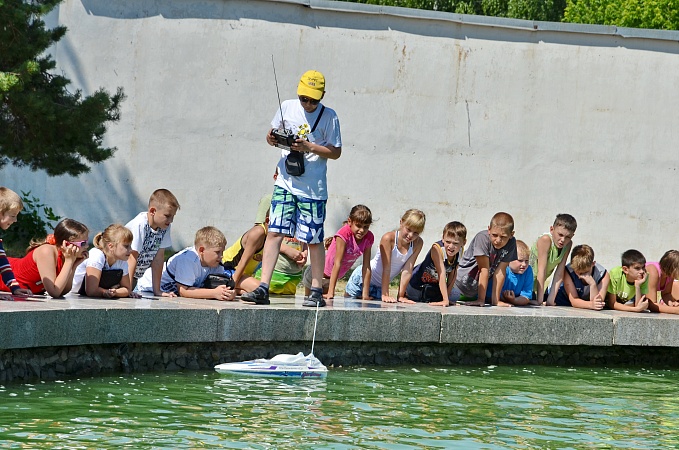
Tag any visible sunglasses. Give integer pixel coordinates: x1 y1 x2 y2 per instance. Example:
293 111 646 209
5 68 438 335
69 240 88 248
298 96 320 105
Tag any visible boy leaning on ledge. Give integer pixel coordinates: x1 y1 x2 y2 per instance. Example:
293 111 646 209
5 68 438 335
605 249 649 312
137 226 236 301
125 189 180 297
529 213 577 306
452 212 517 307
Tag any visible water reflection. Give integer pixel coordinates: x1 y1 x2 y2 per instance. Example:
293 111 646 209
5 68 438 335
0 367 677 448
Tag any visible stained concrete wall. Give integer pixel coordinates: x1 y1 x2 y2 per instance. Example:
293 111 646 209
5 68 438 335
2 0 679 269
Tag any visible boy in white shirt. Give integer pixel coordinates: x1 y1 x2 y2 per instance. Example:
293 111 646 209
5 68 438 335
126 189 180 297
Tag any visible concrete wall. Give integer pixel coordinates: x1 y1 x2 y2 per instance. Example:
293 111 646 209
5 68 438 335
2 0 678 268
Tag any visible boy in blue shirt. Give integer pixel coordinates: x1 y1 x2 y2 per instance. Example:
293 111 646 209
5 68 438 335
487 240 535 306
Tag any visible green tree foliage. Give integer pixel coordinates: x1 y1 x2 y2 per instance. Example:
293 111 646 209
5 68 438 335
564 0 679 29
0 0 125 176
344 0 567 21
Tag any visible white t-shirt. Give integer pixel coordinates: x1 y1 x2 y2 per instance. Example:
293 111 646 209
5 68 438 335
125 212 172 279
137 247 224 295
272 99 342 200
70 247 129 295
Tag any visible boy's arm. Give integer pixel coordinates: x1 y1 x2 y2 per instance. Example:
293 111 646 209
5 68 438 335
150 249 172 297
295 140 341 160
606 290 649 312
546 242 572 306
466 255 490 306
565 272 603 310
380 233 396 303
361 251 372 300
429 244 452 307
535 235 551 304
634 272 648 307
325 237 346 299
177 283 236 301
397 237 423 303
492 262 511 306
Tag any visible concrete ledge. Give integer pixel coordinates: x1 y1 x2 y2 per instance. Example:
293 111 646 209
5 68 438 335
441 307 614 346
1 295 678 350
613 313 679 347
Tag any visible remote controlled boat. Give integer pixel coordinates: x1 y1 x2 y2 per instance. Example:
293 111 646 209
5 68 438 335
214 352 327 378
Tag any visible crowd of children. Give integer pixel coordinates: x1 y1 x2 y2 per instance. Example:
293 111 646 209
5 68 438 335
1 71 677 313
1 184 679 316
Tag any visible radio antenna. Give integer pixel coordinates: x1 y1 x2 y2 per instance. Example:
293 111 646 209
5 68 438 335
271 55 287 132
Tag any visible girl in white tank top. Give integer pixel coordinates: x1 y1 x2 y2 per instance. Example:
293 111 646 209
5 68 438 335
370 230 414 284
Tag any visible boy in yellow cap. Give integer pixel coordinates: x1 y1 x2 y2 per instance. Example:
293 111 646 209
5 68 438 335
242 70 342 307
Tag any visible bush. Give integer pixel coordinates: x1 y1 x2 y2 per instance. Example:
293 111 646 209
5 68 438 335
0 191 61 257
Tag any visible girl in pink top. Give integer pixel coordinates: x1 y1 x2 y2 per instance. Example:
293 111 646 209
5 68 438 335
303 205 374 299
647 250 679 314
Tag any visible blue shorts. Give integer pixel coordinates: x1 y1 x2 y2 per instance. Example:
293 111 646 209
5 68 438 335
268 185 326 245
345 265 382 299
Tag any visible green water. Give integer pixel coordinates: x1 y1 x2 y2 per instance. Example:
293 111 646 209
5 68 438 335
0 365 676 448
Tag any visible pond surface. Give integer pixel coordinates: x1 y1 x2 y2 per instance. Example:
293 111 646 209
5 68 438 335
0 365 676 448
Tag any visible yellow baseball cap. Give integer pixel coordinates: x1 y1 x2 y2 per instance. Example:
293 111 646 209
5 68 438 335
297 70 325 100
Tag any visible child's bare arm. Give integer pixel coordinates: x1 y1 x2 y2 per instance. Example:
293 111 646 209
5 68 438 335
535 235 551 304
466 255 490 306
565 273 604 310
646 265 660 304
35 244 77 297
325 237 346 299
380 232 396 303
634 272 648 307
397 237 423 303
361 251 372 300
430 245 453 307
492 262 511 306
127 251 139 287
607 290 649 312
546 242 572 306
232 226 266 289
150 250 171 297
177 283 236 301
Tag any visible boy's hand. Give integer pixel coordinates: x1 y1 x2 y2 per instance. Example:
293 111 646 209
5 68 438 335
429 300 451 307
323 292 334 300
214 285 236 301
590 293 605 310
362 295 373 300
635 272 648 286
159 291 177 298
382 294 396 303
634 296 649 312
397 296 415 304
578 273 596 285
266 129 277 146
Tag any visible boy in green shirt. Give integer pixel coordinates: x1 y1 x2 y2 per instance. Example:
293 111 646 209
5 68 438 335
606 249 649 312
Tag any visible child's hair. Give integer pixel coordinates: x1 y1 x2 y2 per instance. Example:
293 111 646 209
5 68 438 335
621 249 646 267
515 240 530 259
194 226 227 248
443 221 467 242
348 204 372 226
93 224 133 252
149 189 180 211
0 187 23 215
570 244 595 273
553 213 577 233
489 212 514 233
401 209 426 234
28 218 89 252
659 250 679 280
